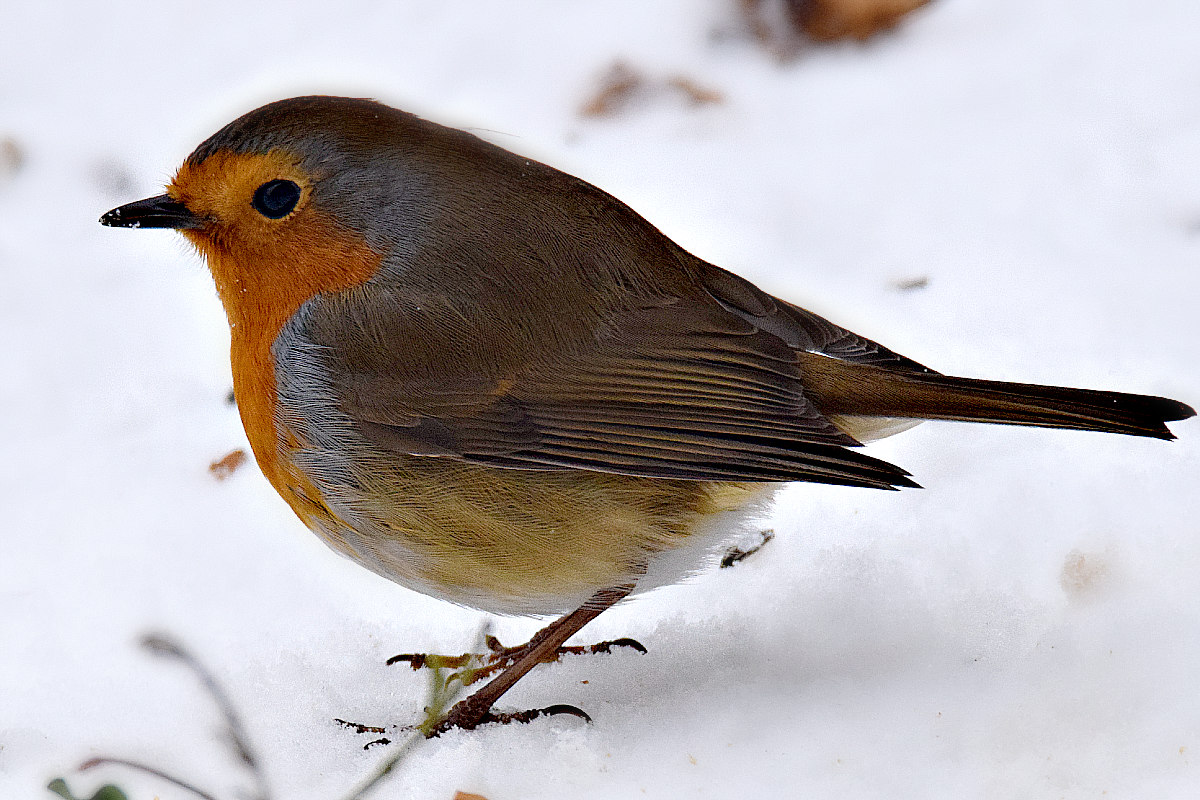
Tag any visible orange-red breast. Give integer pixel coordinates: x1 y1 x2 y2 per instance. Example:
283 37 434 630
101 96 1193 732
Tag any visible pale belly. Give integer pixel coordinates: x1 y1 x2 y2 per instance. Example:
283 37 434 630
283 441 777 615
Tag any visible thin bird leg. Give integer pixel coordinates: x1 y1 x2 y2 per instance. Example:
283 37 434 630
428 583 636 736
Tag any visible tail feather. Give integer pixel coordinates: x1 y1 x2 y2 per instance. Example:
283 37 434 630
796 351 1195 441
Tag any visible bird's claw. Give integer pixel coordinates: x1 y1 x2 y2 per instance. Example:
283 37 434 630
388 635 646 686
429 701 592 736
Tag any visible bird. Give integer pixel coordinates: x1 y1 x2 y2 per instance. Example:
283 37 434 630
100 95 1193 735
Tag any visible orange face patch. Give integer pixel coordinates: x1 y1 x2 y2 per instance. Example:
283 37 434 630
170 149 311 231
168 149 380 327
168 148 382 498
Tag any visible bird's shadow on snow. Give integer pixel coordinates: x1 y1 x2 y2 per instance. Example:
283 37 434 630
449 552 1050 743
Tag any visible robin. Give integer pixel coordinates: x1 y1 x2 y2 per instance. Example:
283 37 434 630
101 95 1193 735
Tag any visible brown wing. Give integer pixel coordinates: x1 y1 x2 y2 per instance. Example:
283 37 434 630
319 291 917 490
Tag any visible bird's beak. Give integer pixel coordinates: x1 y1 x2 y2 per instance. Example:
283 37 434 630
100 194 205 230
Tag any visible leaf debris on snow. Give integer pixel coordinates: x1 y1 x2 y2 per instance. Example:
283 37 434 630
739 0 931 59
209 449 248 481
581 61 723 118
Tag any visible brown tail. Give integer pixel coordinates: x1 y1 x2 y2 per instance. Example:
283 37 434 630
797 351 1195 441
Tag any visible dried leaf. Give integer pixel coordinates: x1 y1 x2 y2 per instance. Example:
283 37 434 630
580 61 646 118
208 449 247 481
790 0 932 42
667 77 725 107
739 0 931 59
581 62 723 118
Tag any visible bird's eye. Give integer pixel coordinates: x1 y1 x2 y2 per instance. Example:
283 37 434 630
251 179 301 219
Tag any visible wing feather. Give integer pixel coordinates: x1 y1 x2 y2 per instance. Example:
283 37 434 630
325 299 917 489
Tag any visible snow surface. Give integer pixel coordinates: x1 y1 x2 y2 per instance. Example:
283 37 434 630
3 1 1198 798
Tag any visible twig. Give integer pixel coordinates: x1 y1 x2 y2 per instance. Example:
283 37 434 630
79 757 221 800
140 633 272 800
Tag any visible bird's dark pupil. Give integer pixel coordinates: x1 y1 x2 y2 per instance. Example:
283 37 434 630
252 179 301 219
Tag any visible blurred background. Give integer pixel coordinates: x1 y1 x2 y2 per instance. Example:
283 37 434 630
3 1 1198 798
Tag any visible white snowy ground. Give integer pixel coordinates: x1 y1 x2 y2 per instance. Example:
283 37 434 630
3 1 1198 798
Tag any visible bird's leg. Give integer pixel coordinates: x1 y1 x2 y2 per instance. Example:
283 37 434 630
426 583 636 736
720 528 776 568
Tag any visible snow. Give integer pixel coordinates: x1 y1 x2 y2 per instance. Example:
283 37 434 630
3 0 1198 797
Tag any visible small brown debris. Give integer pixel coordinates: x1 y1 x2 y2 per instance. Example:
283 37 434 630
453 793 490 800
334 718 387 734
891 275 929 292
581 61 723 119
666 77 725 107
581 62 646 118
1060 548 1112 599
208 449 247 481
0 137 24 181
791 0 931 42
739 0 931 59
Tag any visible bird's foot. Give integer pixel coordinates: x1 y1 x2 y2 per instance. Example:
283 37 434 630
387 633 646 687
417 632 644 735
430 700 592 735
393 585 641 737
335 702 592 744
720 528 776 568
